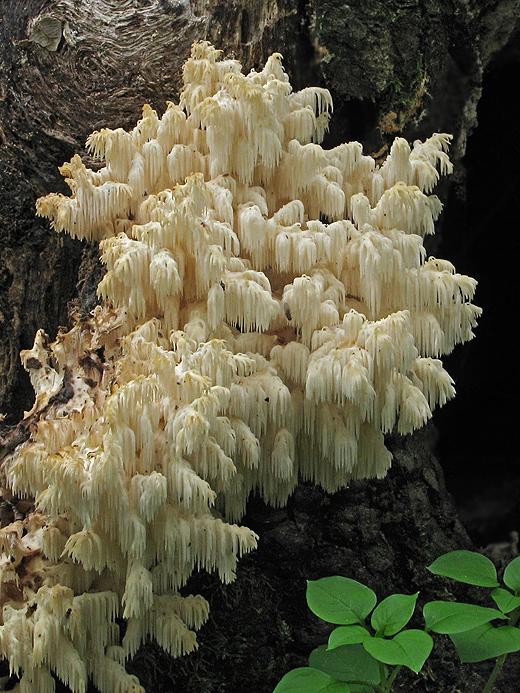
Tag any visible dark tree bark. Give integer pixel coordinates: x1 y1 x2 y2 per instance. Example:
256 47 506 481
1 2 519 692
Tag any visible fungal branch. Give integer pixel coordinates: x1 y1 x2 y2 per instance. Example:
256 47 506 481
0 41 480 692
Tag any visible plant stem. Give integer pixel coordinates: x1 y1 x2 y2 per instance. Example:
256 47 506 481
382 665 402 692
482 654 507 693
482 605 520 692
378 661 387 689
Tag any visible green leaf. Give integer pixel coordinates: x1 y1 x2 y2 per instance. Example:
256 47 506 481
370 592 418 636
307 577 377 625
491 587 520 614
450 623 520 663
423 601 506 634
503 556 520 594
328 625 371 649
309 644 382 687
363 630 433 673
273 667 352 692
427 550 499 587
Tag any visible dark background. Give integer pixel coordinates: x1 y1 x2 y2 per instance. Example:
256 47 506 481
434 43 520 545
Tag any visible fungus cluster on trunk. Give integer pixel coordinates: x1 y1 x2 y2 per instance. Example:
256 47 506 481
0 42 480 692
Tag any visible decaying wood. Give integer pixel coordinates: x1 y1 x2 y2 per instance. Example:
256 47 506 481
3 0 518 420
0 0 311 424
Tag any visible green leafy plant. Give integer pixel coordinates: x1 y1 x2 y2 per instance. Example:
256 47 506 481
272 551 520 693
427 550 520 693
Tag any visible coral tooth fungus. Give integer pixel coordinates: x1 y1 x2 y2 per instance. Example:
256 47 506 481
0 41 479 691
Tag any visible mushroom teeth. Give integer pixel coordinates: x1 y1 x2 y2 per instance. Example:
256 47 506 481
0 40 479 692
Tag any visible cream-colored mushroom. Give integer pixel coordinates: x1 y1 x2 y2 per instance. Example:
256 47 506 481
1 40 480 692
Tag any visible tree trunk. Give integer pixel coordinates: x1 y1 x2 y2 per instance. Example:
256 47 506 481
1 1 519 692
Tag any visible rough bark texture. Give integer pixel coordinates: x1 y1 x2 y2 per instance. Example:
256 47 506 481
127 428 483 693
1 1 519 692
3 0 519 422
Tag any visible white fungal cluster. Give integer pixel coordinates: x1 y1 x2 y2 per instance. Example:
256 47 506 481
0 41 480 692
